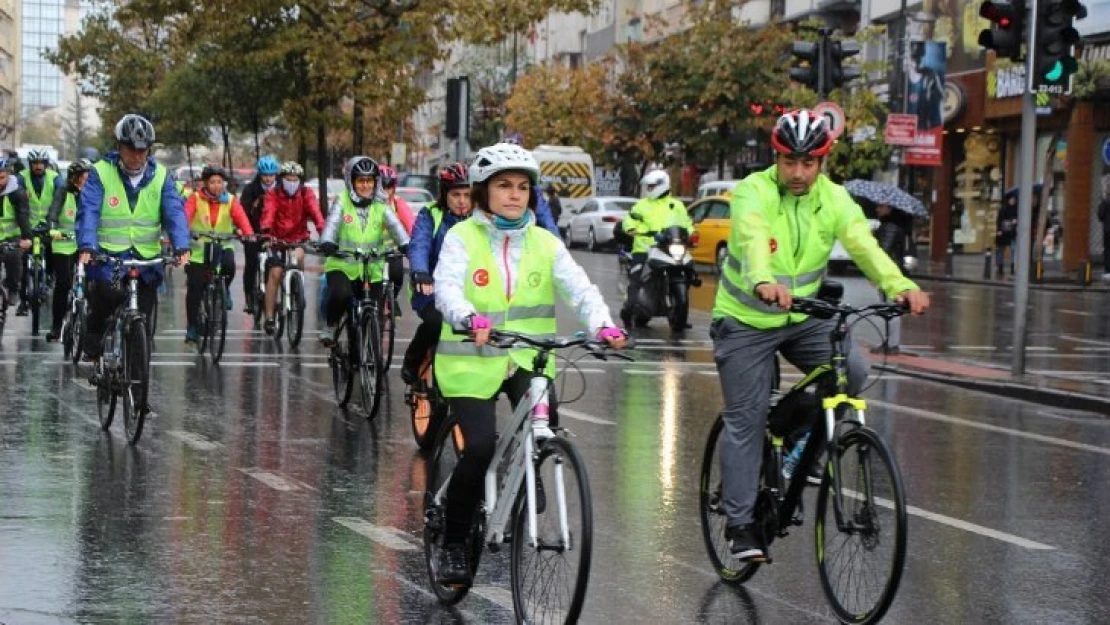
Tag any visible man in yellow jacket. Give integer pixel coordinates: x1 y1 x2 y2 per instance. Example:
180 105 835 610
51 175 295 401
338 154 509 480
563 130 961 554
712 109 930 562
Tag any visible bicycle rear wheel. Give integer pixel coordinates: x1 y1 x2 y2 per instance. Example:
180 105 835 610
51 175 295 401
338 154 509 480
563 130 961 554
30 266 43 336
286 272 305 348
815 427 907 625
358 311 382 419
699 414 762 584
0 287 6 337
197 288 210 355
423 416 475 605
274 280 286 341
209 283 227 364
511 435 593 625
331 316 356 406
379 292 396 369
121 319 150 445
97 374 116 431
411 357 445 451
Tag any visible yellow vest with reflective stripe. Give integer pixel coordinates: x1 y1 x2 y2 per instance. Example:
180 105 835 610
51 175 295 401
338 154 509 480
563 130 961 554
54 193 79 254
94 161 167 257
189 196 234 263
324 194 387 281
713 168 848 329
20 169 58 223
0 194 18 240
435 220 560 399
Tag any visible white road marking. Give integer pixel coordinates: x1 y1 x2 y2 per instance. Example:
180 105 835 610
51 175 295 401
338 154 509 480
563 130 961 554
946 345 998 351
843 489 1055 551
624 370 666 375
869 399 1110 456
239 468 317 491
1075 346 1110 352
150 361 196 367
560 408 616 426
0 360 16 364
1058 309 1095 317
211 361 280 367
900 345 936 351
72 379 96 391
1061 334 1110 347
166 430 220 451
333 517 420 551
300 362 331 368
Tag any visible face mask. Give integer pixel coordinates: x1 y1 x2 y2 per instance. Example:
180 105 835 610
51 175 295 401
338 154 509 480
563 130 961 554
493 213 528 230
262 181 276 192
282 180 299 196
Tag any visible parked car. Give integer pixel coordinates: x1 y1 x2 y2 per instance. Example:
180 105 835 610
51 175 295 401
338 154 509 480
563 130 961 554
696 180 740 200
396 186 435 212
564 196 637 251
398 173 437 198
305 178 346 212
688 194 732 273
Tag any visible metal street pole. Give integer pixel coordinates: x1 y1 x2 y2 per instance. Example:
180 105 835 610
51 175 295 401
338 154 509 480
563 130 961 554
1012 41 1038 375
456 76 469 164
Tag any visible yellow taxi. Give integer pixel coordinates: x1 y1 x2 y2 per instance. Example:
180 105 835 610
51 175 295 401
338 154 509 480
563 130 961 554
688 194 732 273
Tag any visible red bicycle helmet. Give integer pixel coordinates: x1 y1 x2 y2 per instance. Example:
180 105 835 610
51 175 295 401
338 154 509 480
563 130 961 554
380 165 398 188
438 162 470 190
770 109 834 157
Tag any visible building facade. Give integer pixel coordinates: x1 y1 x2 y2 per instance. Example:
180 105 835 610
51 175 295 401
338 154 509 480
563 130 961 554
1 0 19 148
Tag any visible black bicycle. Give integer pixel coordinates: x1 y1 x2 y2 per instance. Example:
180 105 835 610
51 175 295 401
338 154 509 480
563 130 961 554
23 225 53 336
699 284 909 624
94 255 176 445
60 258 88 365
318 246 399 418
192 232 243 364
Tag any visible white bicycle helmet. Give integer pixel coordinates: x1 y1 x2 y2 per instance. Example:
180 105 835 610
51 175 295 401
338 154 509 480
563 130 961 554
469 143 539 184
114 114 156 150
27 149 51 163
640 169 671 199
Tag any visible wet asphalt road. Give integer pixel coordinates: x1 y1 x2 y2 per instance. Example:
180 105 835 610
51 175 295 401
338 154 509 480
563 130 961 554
1 249 1108 624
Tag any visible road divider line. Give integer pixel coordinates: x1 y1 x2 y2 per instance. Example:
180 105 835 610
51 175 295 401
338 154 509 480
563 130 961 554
869 399 1110 456
1061 334 1110 347
560 408 616 426
842 489 1054 551
167 430 220 451
151 361 196 367
1076 347 1110 352
239 468 317 492
333 517 420 551
212 361 281 367
300 362 331 369
1058 309 1095 317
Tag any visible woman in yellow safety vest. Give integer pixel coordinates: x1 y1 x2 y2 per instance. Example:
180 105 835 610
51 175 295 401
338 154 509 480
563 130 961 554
429 142 627 586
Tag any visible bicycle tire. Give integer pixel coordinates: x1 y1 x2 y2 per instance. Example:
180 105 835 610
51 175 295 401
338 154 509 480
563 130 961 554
411 357 445 451
511 435 593 625
97 373 116 431
148 290 158 340
287 272 305 348
274 280 286 341
359 311 382 419
70 305 85 366
0 287 6 337
209 283 227 364
62 310 74 359
699 414 763 584
423 416 476 605
30 267 43 336
379 292 396 369
252 268 265 329
121 319 150 445
331 316 356 406
197 287 210 355
815 426 907 625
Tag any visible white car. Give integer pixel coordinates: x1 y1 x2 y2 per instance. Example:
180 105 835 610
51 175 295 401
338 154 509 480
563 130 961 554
829 219 882 272
396 186 435 212
696 180 741 200
564 196 638 251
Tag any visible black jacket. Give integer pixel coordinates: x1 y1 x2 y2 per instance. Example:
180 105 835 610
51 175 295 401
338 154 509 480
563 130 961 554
238 176 272 231
0 182 31 239
1098 197 1110 231
875 219 906 268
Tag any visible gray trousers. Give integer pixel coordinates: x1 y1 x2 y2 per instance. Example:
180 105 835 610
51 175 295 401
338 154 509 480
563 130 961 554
711 316 869 527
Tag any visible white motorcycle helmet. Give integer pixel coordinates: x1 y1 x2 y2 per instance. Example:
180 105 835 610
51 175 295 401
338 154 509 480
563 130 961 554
640 170 671 199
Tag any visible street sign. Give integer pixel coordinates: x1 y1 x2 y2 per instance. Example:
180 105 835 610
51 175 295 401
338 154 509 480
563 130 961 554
814 101 846 139
884 114 918 146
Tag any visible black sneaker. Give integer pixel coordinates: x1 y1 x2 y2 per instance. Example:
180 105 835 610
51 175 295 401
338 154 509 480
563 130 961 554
264 318 275 336
726 524 766 562
436 543 472 586
15 303 28 317
619 308 632 329
45 331 60 342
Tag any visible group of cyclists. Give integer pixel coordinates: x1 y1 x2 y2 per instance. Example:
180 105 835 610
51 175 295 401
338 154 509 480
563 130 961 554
0 107 931 607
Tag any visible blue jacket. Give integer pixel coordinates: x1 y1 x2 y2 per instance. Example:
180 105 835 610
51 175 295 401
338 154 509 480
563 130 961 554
407 196 559 312
77 152 191 284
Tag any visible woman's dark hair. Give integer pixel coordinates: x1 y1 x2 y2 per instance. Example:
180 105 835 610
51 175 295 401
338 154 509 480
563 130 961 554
470 173 539 213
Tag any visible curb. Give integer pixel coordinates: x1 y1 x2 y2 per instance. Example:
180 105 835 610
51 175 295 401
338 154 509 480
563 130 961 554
873 363 1110 415
911 274 1110 293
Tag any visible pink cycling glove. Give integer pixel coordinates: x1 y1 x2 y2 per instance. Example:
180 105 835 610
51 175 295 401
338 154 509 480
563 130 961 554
597 326 626 341
470 315 493 331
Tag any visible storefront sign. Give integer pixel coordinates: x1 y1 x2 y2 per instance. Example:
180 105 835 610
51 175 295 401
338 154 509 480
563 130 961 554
942 82 964 124
904 127 944 167
991 65 1027 99
905 41 946 167
884 114 918 146
594 167 621 195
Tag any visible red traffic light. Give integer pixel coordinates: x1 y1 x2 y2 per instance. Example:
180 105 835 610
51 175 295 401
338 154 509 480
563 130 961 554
750 102 765 116
980 0 1019 28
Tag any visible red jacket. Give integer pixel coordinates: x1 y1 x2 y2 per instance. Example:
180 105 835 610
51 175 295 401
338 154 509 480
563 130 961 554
261 185 325 242
185 191 255 236
390 195 415 235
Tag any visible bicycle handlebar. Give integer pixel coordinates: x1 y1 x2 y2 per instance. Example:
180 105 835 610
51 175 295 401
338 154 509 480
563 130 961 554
317 246 402 263
91 255 177 270
790 297 908 321
191 232 250 242
456 329 633 362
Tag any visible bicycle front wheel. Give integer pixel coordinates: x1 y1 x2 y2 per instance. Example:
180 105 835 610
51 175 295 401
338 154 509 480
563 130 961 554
70 306 85 366
209 283 227 364
30 267 43 336
423 416 474 605
358 311 382 419
121 319 150 445
815 427 907 625
286 272 305 348
197 288 210 355
331 316 356 406
379 293 396 369
511 436 593 625
97 373 116 431
699 414 761 584
273 280 286 341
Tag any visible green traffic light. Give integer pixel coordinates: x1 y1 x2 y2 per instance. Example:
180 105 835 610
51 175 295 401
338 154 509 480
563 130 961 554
1045 61 1063 81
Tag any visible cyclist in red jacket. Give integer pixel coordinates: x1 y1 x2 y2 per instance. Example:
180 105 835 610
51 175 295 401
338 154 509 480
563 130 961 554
259 161 324 334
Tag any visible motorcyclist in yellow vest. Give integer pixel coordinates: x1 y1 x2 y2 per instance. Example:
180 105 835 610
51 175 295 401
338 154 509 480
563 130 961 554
317 156 410 345
430 142 627 586
711 109 930 563
183 164 255 345
76 114 191 361
43 158 93 341
0 158 32 309
618 169 693 327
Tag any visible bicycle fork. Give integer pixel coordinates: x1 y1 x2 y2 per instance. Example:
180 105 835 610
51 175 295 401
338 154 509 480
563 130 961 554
821 395 870 532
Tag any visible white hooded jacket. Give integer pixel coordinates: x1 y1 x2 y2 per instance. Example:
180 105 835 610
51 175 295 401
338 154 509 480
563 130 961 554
434 210 615 334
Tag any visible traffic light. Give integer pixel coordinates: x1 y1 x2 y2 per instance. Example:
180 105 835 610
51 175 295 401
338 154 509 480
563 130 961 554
979 0 1027 61
1032 0 1088 93
790 41 822 92
824 40 861 91
749 101 787 117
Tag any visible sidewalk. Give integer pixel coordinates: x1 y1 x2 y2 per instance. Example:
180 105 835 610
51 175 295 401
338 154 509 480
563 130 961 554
908 254 1110 293
870 346 1110 415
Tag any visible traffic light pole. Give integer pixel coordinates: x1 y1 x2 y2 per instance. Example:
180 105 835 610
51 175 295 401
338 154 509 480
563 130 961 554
1012 45 1037 376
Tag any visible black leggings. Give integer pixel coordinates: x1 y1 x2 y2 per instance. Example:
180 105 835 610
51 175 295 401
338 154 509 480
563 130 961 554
442 369 560 543
388 255 404 299
324 271 383 327
84 279 157 358
185 249 236 328
402 305 442 375
50 253 76 332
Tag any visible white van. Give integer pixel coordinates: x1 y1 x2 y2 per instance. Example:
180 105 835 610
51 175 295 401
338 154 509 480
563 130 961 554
532 145 595 221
